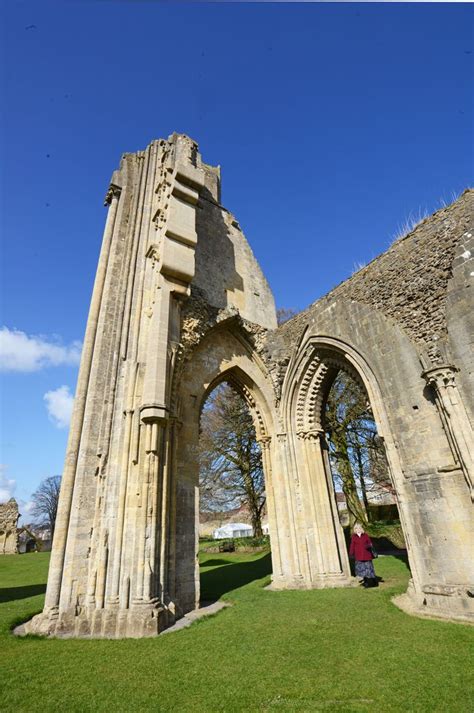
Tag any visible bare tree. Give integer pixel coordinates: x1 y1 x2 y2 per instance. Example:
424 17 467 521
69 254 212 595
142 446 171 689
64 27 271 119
199 384 266 537
31 475 62 539
325 372 393 526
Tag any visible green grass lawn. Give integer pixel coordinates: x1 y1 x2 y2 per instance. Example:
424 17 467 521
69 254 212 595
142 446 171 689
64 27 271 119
0 551 472 713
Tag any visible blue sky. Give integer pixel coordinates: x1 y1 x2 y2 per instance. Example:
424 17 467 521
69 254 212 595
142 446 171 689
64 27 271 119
0 1 472 516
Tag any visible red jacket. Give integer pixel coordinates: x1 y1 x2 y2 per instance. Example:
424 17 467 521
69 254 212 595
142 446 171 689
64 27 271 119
349 533 374 561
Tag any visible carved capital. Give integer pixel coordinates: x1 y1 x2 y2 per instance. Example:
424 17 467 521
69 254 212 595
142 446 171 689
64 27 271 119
104 184 121 206
296 429 324 442
258 435 272 451
423 364 473 498
422 365 458 391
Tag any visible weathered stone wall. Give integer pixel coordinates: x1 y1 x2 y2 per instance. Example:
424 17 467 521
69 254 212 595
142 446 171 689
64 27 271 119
195 182 276 327
446 226 474 425
0 499 19 554
268 190 474 369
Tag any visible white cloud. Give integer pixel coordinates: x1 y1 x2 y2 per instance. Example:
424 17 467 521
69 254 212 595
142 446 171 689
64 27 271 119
18 500 35 524
44 385 74 429
0 464 16 502
0 327 82 372
21 500 35 515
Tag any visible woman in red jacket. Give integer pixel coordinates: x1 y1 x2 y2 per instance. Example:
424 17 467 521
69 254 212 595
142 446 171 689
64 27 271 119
349 523 378 588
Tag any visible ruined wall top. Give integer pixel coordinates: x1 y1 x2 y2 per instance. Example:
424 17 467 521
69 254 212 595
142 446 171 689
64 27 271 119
0 498 19 554
111 133 277 330
0 498 19 527
270 189 473 368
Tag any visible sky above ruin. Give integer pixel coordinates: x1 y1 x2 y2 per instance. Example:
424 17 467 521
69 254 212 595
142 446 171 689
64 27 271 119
0 1 472 514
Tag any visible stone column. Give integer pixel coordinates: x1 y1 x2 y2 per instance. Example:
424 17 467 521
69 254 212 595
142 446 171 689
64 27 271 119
270 432 304 588
259 436 284 579
165 418 180 612
107 408 134 606
296 430 351 585
133 414 165 604
423 365 474 499
158 420 172 604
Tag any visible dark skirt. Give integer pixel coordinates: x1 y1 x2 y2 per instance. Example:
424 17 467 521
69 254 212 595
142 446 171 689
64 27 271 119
355 560 376 579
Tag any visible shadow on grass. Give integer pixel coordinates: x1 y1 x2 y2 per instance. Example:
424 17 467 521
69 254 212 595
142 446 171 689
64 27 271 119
389 551 411 572
200 559 234 568
201 552 272 602
0 584 46 604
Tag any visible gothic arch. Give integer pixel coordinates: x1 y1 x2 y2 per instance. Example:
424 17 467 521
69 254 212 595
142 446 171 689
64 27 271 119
199 365 270 443
175 320 278 437
276 329 474 621
284 336 391 441
171 323 281 613
280 335 421 589
286 338 406 494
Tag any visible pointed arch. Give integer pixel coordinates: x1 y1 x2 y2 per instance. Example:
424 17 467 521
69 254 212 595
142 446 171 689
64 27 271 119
280 334 422 595
171 322 283 611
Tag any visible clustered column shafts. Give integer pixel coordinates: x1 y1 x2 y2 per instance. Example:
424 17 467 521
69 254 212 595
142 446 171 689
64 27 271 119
423 365 474 500
300 432 348 578
259 437 283 578
44 185 121 614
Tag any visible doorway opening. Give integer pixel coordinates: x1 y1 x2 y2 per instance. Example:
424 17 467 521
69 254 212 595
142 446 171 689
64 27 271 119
323 370 405 555
198 382 272 600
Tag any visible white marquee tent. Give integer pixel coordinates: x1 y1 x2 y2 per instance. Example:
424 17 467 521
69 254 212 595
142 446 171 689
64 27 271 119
213 522 253 539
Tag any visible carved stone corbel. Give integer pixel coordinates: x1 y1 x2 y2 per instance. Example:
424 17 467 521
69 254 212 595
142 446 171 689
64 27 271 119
104 184 121 206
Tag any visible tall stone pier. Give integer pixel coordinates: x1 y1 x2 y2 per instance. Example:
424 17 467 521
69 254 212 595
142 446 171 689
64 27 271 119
25 134 277 637
24 135 473 637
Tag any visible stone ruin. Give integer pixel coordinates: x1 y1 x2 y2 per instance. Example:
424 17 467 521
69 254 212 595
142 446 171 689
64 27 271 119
0 498 20 554
22 133 473 637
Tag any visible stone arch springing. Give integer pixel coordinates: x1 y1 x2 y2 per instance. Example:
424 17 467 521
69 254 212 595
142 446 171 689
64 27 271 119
294 354 368 438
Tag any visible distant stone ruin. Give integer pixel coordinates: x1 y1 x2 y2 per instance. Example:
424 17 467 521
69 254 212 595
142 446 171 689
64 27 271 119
22 134 473 638
0 498 19 554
